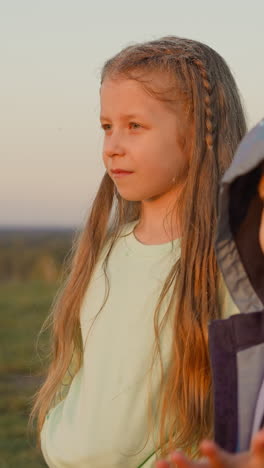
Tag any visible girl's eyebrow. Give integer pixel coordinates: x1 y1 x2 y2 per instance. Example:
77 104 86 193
100 112 148 122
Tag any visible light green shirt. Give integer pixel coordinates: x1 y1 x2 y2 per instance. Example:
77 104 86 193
41 222 239 468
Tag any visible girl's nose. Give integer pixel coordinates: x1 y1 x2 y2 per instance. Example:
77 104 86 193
103 131 126 158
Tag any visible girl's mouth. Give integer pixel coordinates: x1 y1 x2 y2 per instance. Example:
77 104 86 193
111 169 134 178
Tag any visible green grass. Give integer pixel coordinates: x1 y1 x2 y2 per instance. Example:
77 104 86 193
0 280 58 373
0 280 58 467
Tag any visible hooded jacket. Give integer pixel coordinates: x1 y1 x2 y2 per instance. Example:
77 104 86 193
210 118 264 453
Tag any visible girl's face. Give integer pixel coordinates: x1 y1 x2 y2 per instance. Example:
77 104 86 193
258 174 264 253
100 77 188 202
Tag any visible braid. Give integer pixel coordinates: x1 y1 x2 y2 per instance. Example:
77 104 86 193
192 58 214 150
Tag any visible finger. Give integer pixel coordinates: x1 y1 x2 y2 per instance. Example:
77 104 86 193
170 451 208 468
199 440 230 468
155 460 171 468
170 451 194 468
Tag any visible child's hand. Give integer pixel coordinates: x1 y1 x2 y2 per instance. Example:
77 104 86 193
155 429 264 468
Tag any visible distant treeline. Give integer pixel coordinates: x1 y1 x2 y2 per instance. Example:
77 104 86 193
0 229 76 282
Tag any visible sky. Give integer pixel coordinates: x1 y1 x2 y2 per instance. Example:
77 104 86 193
1 0 264 227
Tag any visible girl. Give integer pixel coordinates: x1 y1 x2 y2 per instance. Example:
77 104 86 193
30 36 246 467
156 119 264 468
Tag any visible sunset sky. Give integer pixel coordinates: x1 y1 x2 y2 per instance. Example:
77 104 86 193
1 0 264 227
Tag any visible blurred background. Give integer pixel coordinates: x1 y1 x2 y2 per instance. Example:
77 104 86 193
1 0 263 466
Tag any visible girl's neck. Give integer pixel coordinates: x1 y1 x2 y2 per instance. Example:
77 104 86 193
133 187 182 245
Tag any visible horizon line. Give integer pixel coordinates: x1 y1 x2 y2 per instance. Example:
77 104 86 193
0 224 78 231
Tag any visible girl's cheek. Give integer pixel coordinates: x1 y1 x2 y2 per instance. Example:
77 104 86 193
259 209 264 254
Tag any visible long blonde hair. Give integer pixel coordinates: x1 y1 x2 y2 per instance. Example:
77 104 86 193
30 36 247 458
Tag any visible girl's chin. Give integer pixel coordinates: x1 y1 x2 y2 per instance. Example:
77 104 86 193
118 193 143 202
114 187 144 202
116 189 166 202
113 184 140 202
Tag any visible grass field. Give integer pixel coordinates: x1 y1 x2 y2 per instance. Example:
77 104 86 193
0 280 58 467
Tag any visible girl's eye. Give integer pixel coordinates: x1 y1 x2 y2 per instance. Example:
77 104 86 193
129 122 141 129
101 124 111 131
